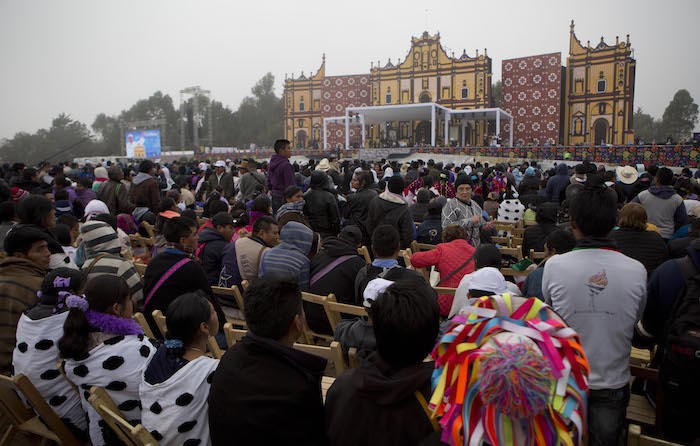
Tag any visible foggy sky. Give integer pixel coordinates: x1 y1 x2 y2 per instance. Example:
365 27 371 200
1 0 698 141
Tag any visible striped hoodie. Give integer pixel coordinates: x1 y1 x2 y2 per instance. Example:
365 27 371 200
259 222 313 291
80 221 144 305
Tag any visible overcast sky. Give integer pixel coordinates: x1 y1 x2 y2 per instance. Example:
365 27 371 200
1 0 698 140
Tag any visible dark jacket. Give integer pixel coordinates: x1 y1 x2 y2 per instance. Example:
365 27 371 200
639 238 700 342
668 233 699 259
197 227 230 284
416 215 443 245
208 172 234 199
209 333 327 446
143 248 225 334
267 154 296 194
130 173 161 213
545 163 570 203
354 265 425 306
309 237 366 333
410 202 429 223
97 179 134 215
611 228 669 276
334 318 376 355
304 171 340 238
367 192 414 249
342 187 377 245
325 351 435 446
522 223 559 258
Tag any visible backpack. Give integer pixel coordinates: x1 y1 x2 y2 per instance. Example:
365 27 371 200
657 257 700 442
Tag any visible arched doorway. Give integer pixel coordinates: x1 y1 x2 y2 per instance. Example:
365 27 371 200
415 121 431 145
593 119 608 145
419 92 432 103
296 130 307 149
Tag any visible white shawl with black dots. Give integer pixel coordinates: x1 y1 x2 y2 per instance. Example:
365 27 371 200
64 334 156 446
13 312 87 435
140 356 219 446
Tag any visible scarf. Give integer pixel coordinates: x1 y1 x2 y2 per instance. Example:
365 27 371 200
164 242 195 258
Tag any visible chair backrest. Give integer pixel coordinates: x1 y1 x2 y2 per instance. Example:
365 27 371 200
347 347 359 368
206 336 224 360
524 220 538 227
357 246 372 265
500 267 532 277
410 241 437 253
301 292 334 344
88 386 159 446
292 341 346 375
197 217 208 227
491 236 510 246
512 227 525 237
511 237 524 249
211 285 246 328
399 248 412 269
151 309 168 339
499 246 522 261
433 287 457 296
140 221 156 240
0 374 81 445
529 249 546 261
627 424 683 446
223 323 247 348
324 295 369 333
133 312 155 338
241 280 249 291
133 261 147 277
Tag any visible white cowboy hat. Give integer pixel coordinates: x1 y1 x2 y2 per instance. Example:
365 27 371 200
616 165 638 185
315 158 331 172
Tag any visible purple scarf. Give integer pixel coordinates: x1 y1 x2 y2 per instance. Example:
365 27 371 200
86 311 144 336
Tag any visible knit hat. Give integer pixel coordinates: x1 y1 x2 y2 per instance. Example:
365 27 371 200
454 174 472 191
11 187 29 202
416 188 432 204
387 176 404 195
430 294 589 445
94 166 108 180
339 225 363 246
524 166 536 177
468 267 508 294
83 199 109 221
362 278 394 308
211 212 234 227
55 200 73 215
80 220 121 256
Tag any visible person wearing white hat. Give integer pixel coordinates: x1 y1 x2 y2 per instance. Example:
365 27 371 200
209 160 234 199
615 165 639 199
315 158 331 173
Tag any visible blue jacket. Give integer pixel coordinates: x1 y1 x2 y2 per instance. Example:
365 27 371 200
545 164 570 203
521 262 546 302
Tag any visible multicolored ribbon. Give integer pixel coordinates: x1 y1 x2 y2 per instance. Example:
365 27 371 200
429 294 589 446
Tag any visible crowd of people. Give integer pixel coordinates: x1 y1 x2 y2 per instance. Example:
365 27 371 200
0 137 698 445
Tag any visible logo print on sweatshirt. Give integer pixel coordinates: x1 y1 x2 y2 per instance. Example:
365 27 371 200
583 270 609 314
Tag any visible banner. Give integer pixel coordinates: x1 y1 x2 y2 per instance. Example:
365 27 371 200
125 129 161 158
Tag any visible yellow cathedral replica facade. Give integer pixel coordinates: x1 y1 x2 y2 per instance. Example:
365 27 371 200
283 22 635 149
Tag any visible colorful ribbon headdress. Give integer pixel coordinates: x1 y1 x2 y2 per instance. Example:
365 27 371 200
429 294 589 446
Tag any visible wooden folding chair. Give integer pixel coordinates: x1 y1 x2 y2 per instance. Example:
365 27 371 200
223 324 247 348
491 236 510 246
511 237 523 249
347 348 359 368
132 261 147 277
211 285 246 328
410 241 437 253
151 310 168 339
301 292 335 344
0 374 82 446
499 246 523 261
523 220 538 227
433 287 457 296
528 249 546 262
323 295 369 333
87 386 159 446
500 267 532 278
140 221 156 240
293 341 346 375
399 248 412 269
240 280 249 291
357 246 371 265
511 227 525 238
132 312 155 339
627 424 683 446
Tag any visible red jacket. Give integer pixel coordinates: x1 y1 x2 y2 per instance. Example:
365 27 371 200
409 238 476 315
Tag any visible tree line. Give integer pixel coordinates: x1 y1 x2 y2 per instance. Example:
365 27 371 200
0 73 283 165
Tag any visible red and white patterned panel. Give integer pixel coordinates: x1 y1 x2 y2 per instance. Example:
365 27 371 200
322 75 371 148
501 53 561 145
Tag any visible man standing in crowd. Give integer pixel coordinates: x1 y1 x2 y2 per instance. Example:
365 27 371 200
543 185 646 446
633 167 687 241
238 161 266 202
325 278 441 445
209 276 327 446
209 160 234 200
130 160 160 213
0 226 49 375
267 139 296 214
97 165 134 215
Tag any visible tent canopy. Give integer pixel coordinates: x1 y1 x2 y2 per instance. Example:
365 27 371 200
345 103 451 125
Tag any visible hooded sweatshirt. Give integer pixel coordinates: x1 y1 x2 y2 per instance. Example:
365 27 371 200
267 154 296 195
197 226 230 284
325 351 436 446
304 171 340 238
259 222 313 290
367 190 414 249
545 163 571 203
633 186 687 239
130 172 160 212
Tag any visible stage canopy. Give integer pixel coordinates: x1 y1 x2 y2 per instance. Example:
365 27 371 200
327 102 514 149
